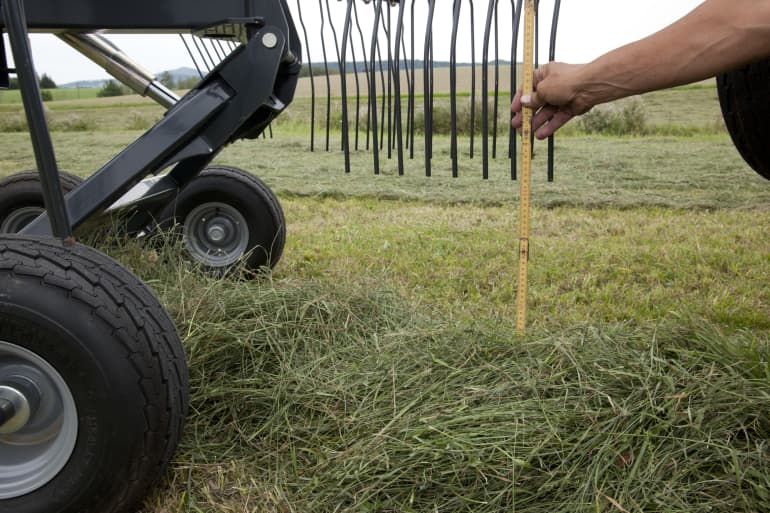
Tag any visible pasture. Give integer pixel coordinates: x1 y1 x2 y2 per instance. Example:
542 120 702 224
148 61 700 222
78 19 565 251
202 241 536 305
0 80 768 512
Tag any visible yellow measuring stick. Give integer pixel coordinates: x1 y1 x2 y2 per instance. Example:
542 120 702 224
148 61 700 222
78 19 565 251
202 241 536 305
516 0 536 333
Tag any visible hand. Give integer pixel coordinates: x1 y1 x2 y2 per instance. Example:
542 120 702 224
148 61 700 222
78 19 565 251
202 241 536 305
511 62 593 139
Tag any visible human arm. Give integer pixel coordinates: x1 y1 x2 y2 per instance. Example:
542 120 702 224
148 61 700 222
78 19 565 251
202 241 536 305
511 0 770 138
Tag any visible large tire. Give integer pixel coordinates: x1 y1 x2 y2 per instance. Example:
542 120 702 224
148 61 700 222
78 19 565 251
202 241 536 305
0 171 84 233
158 165 286 273
0 235 188 513
717 58 770 180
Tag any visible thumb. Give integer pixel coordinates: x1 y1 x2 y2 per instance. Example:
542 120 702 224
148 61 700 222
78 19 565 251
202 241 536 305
519 91 543 110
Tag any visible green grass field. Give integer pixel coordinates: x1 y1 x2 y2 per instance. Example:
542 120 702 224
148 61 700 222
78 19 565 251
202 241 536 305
1 81 768 512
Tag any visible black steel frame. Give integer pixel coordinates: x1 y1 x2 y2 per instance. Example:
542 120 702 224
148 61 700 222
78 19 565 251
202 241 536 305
0 0 302 238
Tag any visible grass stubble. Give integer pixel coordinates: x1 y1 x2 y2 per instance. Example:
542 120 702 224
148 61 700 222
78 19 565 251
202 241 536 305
3 83 769 512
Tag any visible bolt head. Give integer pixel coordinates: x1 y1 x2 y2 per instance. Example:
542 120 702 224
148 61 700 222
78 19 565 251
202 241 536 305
262 32 278 49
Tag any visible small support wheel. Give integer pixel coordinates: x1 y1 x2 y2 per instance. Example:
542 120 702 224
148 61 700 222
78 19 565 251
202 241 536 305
0 171 84 233
0 235 188 513
158 165 286 273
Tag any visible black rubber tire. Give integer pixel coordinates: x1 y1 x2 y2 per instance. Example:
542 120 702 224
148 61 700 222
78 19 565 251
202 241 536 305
717 58 770 180
0 235 188 513
0 171 84 233
158 165 286 273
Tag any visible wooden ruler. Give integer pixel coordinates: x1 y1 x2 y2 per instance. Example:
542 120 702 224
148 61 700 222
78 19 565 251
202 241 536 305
516 0 536 333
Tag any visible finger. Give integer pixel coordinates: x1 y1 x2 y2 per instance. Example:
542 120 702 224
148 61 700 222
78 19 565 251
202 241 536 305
531 104 557 133
535 109 574 139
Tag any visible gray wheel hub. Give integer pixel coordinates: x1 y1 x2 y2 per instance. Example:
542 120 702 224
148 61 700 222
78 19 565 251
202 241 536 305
0 341 78 499
183 201 250 268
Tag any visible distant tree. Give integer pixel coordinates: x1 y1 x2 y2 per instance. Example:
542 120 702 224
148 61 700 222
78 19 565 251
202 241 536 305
97 80 125 97
39 73 57 89
158 71 176 89
176 76 199 90
40 90 54 102
8 78 19 89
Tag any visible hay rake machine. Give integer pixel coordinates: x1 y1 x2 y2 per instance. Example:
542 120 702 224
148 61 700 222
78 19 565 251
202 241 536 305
0 0 564 512
2 0 767 511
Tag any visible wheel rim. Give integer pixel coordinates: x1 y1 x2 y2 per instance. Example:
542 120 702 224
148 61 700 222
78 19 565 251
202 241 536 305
0 207 45 234
0 341 78 499
183 202 250 268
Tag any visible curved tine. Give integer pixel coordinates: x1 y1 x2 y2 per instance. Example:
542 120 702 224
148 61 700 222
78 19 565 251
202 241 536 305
353 0 372 151
548 0 562 182
317 0 332 152
409 0 417 160
325 0 342 64
376 8 387 153
510 0 524 179
493 0 500 160
324 0 343 151
349 6 362 152
469 0 476 159
210 38 225 61
369 0 384 174
340 0 354 173
450 0 462 178
481 0 495 180
393 0 407 175
215 40 231 62
296 0 316 152
400 17 411 151
424 0 436 177
385 2 393 158
179 35 204 79
190 35 212 73
201 39 219 69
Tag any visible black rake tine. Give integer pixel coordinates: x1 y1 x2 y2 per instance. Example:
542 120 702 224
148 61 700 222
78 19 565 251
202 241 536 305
511 0 523 179
324 0 343 151
409 0 417 160
548 0 562 182
210 38 225 62
348 5 362 152
179 35 204 79
450 0 462 178
400 17 411 152
201 38 218 69
340 0 354 173
353 0 372 151
383 1 394 160
393 0 407 175
369 0 384 174
424 0 436 177
190 35 212 73
377 7 387 154
318 0 332 152
493 0 500 160
482 0 495 180
295 0 316 152
469 0 476 159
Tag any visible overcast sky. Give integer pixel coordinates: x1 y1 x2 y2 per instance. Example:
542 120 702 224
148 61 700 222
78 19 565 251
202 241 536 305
16 0 704 85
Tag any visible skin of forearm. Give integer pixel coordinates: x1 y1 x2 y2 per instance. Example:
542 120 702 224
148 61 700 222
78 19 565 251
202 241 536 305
576 0 770 107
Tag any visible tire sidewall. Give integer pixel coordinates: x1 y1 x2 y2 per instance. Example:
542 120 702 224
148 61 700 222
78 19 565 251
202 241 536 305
165 173 283 270
0 281 149 513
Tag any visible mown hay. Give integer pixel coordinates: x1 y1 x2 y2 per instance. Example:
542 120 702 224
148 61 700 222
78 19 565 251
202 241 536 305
133 247 769 513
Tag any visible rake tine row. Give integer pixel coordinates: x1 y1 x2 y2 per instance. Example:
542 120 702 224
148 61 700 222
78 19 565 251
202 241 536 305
290 0 560 179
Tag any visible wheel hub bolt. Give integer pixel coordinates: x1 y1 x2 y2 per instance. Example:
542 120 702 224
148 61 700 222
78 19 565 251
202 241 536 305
207 223 227 243
0 385 31 435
